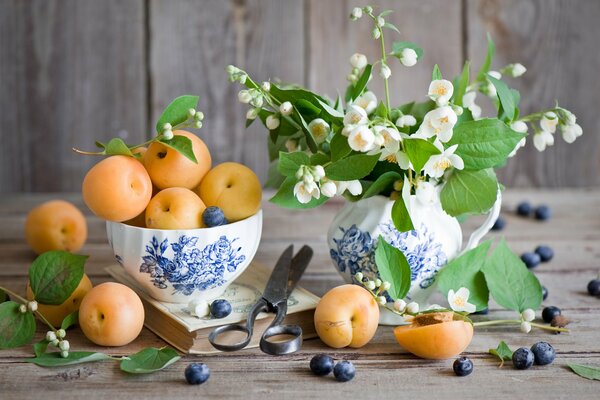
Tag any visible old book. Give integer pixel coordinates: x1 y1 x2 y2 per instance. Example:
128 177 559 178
105 263 319 354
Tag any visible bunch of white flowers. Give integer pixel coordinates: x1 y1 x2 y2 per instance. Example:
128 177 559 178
293 164 362 204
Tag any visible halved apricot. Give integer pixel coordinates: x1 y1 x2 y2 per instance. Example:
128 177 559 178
393 312 473 360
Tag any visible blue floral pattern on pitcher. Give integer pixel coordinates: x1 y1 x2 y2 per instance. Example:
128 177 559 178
330 222 447 294
139 235 246 295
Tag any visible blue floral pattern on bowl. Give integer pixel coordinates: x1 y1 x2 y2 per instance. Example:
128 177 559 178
330 221 447 298
138 235 246 295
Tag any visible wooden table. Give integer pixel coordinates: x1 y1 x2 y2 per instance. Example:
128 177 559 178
1 190 599 399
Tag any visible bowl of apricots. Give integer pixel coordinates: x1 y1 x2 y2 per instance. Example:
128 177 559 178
81 129 263 303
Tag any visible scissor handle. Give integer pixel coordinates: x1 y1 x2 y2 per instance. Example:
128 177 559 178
208 298 268 352
259 302 303 355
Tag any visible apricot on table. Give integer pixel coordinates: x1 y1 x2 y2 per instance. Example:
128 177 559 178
25 200 88 254
79 282 144 347
144 130 211 190
393 312 474 360
314 284 379 348
145 187 206 229
197 162 262 222
82 155 153 222
26 273 93 327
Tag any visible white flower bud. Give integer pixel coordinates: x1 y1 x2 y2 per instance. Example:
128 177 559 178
372 27 381 40
374 279 382 287
261 81 271 92
312 165 325 181
194 121 203 129
366 280 376 290
488 70 502 80
57 329 66 339
250 96 263 108
347 180 363 196
521 309 535 322
285 139 299 153
266 114 280 130
452 104 464 116
350 7 362 20
395 115 417 128
510 120 528 133
162 123 172 131
187 108 196 118
320 179 337 198
46 331 57 342
520 321 532 333
364 6 373 13
393 299 407 312
381 281 391 291
225 65 237 74
354 272 364 282
378 296 387 306
19 304 27 313
400 48 418 67
280 101 293 116
238 90 252 104
377 17 385 27
60 350 69 358
346 74 357 82
561 109 577 125
406 302 419 314
195 111 204 121
59 340 70 351
295 166 305 180
50 339 59 347
379 63 391 80
27 301 38 312
162 129 174 140
246 108 259 120
509 63 527 77
239 74 247 84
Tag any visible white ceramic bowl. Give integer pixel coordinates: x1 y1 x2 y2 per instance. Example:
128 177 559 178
106 210 262 303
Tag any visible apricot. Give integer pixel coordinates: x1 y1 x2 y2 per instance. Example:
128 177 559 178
145 187 206 229
26 273 93 327
314 284 379 348
144 130 211 190
82 155 153 222
197 162 262 222
79 282 144 347
131 146 147 162
393 312 474 360
25 200 88 254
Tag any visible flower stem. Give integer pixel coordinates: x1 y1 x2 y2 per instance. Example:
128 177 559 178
473 319 569 333
1 286 60 334
379 29 391 111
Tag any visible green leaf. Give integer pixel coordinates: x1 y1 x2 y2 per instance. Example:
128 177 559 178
349 64 373 101
437 240 491 311
278 151 309 177
453 61 470 107
155 95 199 134
374 101 388 119
310 152 330 166
375 237 412 300
295 99 321 116
324 154 379 181
33 340 50 357
362 171 402 198
391 198 414 233
481 239 543 312
477 33 495 81
264 160 286 189
403 138 441 173
104 138 134 157
159 135 198 164
0 301 36 349
489 341 513 367
391 41 423 60
330 133 352 161
383 22 401 35
292 111 318 153
0 288 7 303
316 98 344 120
270 177 329 209
29 251 87 305
269 85 327 106
447 119 525 170
120 347 181 374
432 64 442 80
26 351 111 367
488 75 516 121
568 364 600 381
440 169 498 216
60 310 79 330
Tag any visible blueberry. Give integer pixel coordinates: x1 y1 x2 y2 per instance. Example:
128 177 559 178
472 308 489 315
516 201 532 216
535 245 554 262
512 347 534 370
521 252 541 269
185 363 210 385
333 360 355 382
534 205 551 221
491 216 506 231
453 357 474 377
210 299 232 319
542 286 548 301
310 354 334 376
530 342 556 365
202 206 228 227
542 306 561 323
587 279 600 296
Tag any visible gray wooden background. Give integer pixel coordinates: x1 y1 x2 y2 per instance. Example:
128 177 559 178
1 0 598 192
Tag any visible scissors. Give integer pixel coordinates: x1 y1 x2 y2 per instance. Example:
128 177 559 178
208 244 313 355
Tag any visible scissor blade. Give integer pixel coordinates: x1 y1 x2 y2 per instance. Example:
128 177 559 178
262 245 294 304
287 246 313 296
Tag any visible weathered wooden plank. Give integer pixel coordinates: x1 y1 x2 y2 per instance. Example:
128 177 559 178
0 0 147 193
466 0 600 188
149 0 305 183
306 0 463 106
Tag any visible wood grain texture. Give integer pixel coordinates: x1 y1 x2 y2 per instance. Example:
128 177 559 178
149 0 305 183
466 0 600 188
0 0 147 193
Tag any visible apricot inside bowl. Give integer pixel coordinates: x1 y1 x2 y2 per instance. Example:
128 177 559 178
393 312 473 360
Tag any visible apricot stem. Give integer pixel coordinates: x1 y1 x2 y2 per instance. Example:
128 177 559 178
473 319 569 333
72 148 104 156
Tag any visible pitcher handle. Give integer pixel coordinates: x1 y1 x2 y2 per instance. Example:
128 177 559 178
461 188 502 255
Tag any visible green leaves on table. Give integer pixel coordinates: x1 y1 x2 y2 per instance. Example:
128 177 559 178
155 95 199 134
568 364 600 381
489 341 513 367
440 168 498 217
0 302 36 349
375 237 411 301
29 251 87 305
120 347 181 374
26 351 112 367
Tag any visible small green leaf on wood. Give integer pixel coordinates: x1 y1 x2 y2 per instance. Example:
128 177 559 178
375 237 412 300
26 351 111 367
0 301 36 349
120 347 181 374
61 310 79 331
391 198 414 233
33 340 50 357
155 95 199 134
104 138 134 157
159 135 198 164
489 341 513 367
568 364 600 381
29 251 87 305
